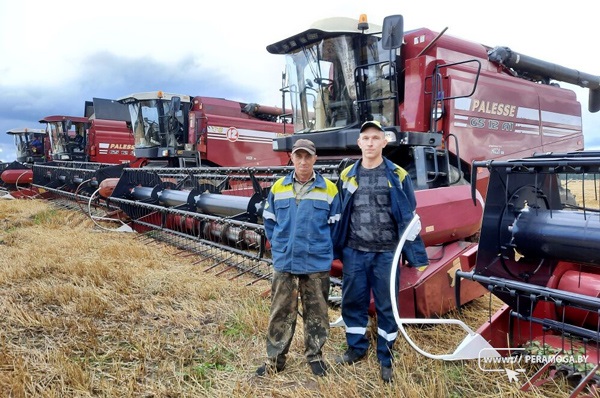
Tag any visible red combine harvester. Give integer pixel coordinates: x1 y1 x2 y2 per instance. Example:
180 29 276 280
117 91 292 168
266 14 594 318
101 13 598 326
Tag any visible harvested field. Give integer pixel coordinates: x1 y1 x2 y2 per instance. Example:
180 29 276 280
566 178 600 209
0 194 592 397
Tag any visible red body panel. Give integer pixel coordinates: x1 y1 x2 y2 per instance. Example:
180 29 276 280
399 241 487 318
1 188 40 198
415 185 483 246
87 119 135 164
191 97 291 167
400 28 583 190
203 114 290 167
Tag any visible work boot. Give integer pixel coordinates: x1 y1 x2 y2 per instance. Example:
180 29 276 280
334 349 366 365
309 360 328 376
381 365 393 383
255 361 285 376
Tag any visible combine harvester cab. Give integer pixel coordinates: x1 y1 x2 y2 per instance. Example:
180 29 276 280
457 152 600 396
264 13 598 319
7 127 49 164
42 115 92 162
0 128 49 198
117 91 292 168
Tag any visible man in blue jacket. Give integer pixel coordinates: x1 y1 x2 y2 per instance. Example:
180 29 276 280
257 139 341 377
30 136 43 154
334 121 428 383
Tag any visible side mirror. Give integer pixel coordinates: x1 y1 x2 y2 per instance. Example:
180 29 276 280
381 15 404 50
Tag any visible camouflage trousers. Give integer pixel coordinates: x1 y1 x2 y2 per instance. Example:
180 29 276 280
266 270 330 365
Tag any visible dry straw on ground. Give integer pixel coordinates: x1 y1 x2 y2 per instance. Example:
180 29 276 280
0 189 594 397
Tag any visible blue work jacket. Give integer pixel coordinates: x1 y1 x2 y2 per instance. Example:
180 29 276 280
263 172 342 274
334 157 429 267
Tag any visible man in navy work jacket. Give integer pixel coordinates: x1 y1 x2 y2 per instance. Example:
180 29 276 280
334 120 429 383
257 138 341 377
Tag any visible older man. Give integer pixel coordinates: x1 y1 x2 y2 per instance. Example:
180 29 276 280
257 139 341 377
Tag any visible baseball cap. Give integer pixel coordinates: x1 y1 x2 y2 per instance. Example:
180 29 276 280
291 139 316 155
359 120 385 133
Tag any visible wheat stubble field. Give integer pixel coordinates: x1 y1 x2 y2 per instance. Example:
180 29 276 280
0 180 597 397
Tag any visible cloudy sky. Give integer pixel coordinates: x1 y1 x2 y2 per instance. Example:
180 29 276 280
1 0 598 162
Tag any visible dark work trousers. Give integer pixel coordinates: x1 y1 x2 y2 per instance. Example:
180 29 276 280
266 270 330 365
341 247 399 367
